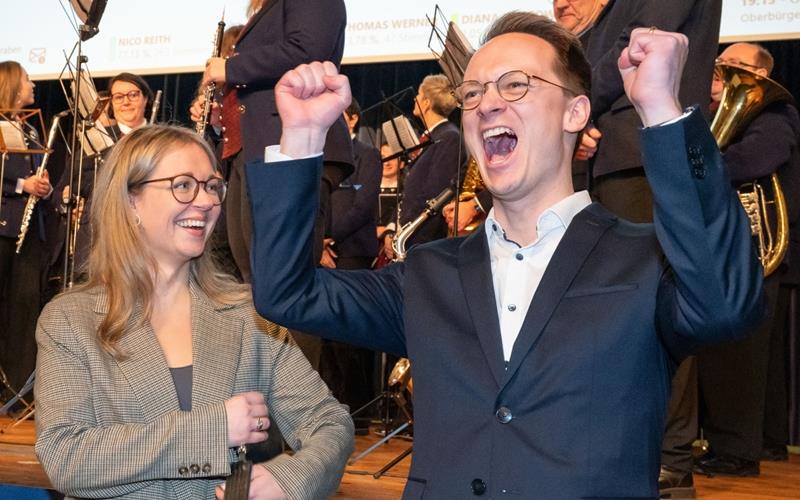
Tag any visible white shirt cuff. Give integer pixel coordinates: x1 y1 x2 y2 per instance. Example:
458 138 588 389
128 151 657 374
264 145 323 163
15 178 25 194
647 107 695 128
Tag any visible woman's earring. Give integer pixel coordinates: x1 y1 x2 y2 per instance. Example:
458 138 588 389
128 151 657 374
134 213 142 226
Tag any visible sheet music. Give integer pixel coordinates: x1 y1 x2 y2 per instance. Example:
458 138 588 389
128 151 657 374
381 116 419 156
0 122 27 150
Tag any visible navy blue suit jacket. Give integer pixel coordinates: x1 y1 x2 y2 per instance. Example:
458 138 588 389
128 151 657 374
246 109 764 498
1 151 38 239
225 0 350 166
329 138 381 259
586 0 722 177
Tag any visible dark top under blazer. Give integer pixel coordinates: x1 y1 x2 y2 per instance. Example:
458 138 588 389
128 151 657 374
329 138 381 259
246 109 764 498
225 0 351 165
586 0 722 177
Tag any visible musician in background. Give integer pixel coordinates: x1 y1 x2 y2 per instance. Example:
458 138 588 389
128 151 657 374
51 72 155 282
190 25 247 281
106 72 153 139
383 74 463 253
0 60 52 393
693 43 800 477
376 143 403 263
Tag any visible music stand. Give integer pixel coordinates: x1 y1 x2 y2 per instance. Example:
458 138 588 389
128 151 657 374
57 0 109 290
427 5 476 237
58 50 114 288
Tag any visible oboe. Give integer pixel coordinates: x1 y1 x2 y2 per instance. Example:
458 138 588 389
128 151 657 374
16 111 68 253
195 16 226 135
149 89 162 124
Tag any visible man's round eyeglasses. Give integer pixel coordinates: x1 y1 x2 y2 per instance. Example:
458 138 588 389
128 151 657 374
453 70 576 111
111 90 142 104
135 174 227 205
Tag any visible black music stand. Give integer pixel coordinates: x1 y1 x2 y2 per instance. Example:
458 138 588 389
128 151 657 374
58 0 109 290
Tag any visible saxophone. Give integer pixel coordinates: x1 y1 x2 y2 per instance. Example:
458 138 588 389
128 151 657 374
391 158 484 260
15 111 66 253
195 17 226 135
391 184 455 261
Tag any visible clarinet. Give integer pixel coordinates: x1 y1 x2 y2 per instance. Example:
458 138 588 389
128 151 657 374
15 111 67 254
195 17 226 135
149 90 162 124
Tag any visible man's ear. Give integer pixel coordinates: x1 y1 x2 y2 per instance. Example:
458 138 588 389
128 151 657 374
564 94 591 134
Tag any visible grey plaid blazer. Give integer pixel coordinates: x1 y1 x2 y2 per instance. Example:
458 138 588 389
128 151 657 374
34 282 353 499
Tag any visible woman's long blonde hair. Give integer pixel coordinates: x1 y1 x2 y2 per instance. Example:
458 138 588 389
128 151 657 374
79 125 249 358
0 61 24 110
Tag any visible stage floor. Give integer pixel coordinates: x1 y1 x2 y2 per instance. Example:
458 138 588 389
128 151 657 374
1 417 798 498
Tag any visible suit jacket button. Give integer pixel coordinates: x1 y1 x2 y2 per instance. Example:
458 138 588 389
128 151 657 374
238 104 246 114
178 466 189 476
202 463 212 473
471 478 487 495
221 126 227 133
496 406 512 424
190 463 200 474
223 137 229 143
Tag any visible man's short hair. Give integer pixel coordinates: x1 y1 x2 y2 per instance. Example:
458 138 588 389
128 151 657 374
483 11 591 99
345 98 361 120
419 74 458 117
749 43 775 75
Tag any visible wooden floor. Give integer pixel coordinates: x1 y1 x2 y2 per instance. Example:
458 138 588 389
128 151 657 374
1 417 798 498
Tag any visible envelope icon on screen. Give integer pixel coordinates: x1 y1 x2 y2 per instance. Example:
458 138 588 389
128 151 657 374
29 48 46 64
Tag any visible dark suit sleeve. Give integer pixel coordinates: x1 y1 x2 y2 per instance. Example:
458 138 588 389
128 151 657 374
246 157 407 357
640 108 765 359
331 145 381 241
2 155 32 196
225 0 346 86
722 106 798 183
590 1 698 118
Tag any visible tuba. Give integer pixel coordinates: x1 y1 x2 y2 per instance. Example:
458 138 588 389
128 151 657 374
712 63 793 276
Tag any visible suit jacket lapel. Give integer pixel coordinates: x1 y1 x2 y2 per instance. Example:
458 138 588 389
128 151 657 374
190 282 244 408
108 299 181 422
458 227 505 388
236 0 280 44
502 204 616 386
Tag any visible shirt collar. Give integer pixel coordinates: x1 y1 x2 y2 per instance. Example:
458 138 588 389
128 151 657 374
424 118 448 135
484 190 592 248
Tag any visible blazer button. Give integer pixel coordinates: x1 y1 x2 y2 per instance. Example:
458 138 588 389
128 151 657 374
223 137 229 143
202 463 212 473
190 463 200 474
221 126 227 133
496 406 513 424
238 104 246 114
471 478 487 495
178 466 189 476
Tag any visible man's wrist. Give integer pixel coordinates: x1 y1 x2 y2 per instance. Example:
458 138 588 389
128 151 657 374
279 127 327 159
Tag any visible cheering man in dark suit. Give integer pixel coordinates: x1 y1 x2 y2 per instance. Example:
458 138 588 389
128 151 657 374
246 12 764 499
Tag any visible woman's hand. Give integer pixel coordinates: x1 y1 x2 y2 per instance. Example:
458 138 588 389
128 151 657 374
224 392 269 448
